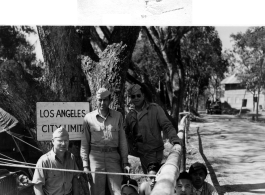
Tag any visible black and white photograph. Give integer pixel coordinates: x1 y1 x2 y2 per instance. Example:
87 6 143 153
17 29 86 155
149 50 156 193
0 1 265 195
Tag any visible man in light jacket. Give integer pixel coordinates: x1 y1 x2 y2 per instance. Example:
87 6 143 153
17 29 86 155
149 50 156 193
125 84 182 174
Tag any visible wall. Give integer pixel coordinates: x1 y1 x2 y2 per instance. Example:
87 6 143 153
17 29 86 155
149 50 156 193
224 89 265 110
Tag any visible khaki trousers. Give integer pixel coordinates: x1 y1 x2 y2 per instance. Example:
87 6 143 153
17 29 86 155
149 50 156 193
89 150 123 195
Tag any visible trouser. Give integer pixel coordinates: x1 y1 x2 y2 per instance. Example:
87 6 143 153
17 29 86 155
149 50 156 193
139 150 163 174
44 192 72 195
89 150 123 195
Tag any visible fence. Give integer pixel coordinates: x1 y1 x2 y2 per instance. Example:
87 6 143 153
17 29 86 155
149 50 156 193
151 112 190 195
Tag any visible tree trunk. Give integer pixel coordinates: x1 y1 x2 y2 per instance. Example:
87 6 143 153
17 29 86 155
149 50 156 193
37 26 87 101
256 89 260 121
81 27 140 115
143 27 192 130
0 61 43 128
196 91 199 112
253 92 256 111
37 26 93 194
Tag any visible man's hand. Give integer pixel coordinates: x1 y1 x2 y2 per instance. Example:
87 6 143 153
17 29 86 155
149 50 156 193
123 163 131 178
84 167 90 174
84 167 92 182
123 163 131 179
172 143 182 152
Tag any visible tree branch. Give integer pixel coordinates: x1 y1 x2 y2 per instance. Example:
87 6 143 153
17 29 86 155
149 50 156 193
89 26 106 51
126 71 142 85
100 26 111 42
110 26 141 53
142 26 168 69
76 26 100 62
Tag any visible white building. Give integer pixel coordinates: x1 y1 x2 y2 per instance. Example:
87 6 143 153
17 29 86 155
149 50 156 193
221 74 265 111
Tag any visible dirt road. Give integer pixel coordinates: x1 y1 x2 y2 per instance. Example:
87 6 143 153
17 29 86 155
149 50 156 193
186 114 265 195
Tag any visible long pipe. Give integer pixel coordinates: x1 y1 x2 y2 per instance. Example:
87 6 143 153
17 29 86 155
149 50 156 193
150 114 187 195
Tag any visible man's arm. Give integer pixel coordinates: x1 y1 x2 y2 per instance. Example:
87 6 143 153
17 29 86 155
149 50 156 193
33 184 44 195
32 157 46 195
80 116 91 168
139 182 147 195
118 113 129 166
156 106 181 145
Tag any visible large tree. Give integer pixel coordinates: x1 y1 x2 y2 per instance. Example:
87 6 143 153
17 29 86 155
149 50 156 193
1 26 140 195
182 27 227 111
229 27 265 120
143 26 192 127
142 26 227 124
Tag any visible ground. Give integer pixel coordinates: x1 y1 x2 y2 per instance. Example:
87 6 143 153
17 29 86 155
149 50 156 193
186 113 265 195
129 113 265 194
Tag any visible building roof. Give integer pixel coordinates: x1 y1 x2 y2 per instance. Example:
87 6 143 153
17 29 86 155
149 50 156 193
221 74 241 84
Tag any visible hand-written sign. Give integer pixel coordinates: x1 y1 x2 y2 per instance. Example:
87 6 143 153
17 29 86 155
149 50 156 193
37 102 90 141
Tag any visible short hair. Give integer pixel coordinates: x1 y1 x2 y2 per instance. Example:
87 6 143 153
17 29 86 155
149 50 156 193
188 162 207 176
177 171 192 182
121 178 138 193
147 162 160 173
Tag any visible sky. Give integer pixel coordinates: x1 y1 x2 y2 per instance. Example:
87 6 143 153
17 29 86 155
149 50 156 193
215 27 249 51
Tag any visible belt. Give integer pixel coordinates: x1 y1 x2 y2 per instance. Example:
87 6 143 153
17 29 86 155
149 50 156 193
90 145 118 152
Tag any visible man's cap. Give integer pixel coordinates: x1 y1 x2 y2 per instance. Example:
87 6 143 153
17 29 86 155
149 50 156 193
147 162 160 173
52 126 69 138
96 88 111 99
121 178 138 193
127 84 141 96
177 171 192 181
188 162 207 176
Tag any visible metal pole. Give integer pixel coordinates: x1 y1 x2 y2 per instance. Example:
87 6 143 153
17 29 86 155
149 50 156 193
151 113 187 195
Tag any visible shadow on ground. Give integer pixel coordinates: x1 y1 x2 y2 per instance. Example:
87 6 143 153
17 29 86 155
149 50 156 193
197 127 224 195
222 183 265 194
197 127 265 195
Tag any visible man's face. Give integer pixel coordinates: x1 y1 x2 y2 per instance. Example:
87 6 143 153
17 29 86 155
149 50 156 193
190 169 206 189
176 179 192 195
97 96 111 112
148 170 157 189
52 136 69 154
130 89 144 107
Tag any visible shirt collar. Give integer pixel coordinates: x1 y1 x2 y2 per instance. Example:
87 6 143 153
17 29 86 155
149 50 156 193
193 184 204 193
50 148 69 163
135 101 147 113
96 108 112 119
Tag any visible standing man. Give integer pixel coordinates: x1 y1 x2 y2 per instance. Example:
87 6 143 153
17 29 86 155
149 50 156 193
80 88 129 195
125 84 182 174
32 127 79 195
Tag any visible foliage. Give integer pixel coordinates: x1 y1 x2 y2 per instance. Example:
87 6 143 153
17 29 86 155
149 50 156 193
180 27 228 108
133 26 229 117
229 27 265 94
0 26 42 78
227 26 265 119
132 30 165 87
0 26 36 62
